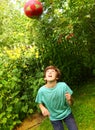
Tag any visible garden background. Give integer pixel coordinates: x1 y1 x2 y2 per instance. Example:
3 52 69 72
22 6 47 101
0 0 95 130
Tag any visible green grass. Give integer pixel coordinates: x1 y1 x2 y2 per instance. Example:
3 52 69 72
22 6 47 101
31 81 95 130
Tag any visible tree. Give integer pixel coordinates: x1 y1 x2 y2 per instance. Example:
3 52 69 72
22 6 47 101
29 0 95 84
0 0 30 47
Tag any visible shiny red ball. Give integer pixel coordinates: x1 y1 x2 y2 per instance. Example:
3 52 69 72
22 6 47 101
24 0 43 18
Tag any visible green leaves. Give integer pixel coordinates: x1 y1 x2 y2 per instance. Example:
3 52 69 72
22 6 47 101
0 0 30 47
0 98 3 109
0 44 45 129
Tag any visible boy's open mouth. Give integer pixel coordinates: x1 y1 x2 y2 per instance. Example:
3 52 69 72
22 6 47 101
48 75 52 77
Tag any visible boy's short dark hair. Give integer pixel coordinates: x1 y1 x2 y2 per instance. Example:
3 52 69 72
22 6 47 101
44 65 61 80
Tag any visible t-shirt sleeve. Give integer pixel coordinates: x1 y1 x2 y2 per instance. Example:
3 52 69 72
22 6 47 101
35 89 43 104
64 83 73 95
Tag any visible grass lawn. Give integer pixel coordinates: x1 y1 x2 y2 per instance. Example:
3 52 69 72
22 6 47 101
31 81 95 130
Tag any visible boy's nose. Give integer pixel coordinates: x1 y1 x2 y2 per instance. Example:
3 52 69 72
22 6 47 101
49 71 52 74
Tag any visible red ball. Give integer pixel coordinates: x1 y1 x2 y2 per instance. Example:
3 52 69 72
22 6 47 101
24 0 43 18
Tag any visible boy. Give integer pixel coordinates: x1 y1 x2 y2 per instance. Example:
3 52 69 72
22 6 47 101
35 65 78 130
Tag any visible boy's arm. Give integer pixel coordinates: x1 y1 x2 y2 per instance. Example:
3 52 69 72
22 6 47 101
65 92 74 105
39 103 50 116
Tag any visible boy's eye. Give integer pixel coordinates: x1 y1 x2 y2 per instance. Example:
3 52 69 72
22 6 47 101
47 70 55 73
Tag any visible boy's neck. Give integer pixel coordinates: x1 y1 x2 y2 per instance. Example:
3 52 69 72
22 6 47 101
45 80 57 88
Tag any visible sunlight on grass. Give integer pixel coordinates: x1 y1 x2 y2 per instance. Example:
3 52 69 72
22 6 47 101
72 82 95 130
31 82 95 130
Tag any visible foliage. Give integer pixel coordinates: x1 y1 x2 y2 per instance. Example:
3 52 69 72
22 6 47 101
0 0 95 84
0 45 44 130
0 0 30 46
29 0 95 84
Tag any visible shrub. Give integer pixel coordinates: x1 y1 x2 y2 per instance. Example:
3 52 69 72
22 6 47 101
0 45 44 130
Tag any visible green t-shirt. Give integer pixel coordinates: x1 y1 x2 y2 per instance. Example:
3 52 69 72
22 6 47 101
35 82 73 121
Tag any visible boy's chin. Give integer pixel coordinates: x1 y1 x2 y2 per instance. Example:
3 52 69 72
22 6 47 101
47 79 56 82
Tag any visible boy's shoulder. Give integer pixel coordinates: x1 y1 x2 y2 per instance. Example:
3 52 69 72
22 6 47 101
57 82 69 88
57 81 67 86
38 85 45 92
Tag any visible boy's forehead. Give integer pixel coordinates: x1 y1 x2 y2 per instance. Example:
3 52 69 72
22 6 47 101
46 68 56 71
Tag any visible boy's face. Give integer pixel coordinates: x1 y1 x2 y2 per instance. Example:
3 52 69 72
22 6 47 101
45 69 58 82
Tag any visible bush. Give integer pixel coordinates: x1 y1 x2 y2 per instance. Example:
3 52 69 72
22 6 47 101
0 45 44 130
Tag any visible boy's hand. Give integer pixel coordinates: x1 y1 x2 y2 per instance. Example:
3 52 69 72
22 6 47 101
41 107 50 116
65 92 74 105
65 92 71 101
39 104 50 117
